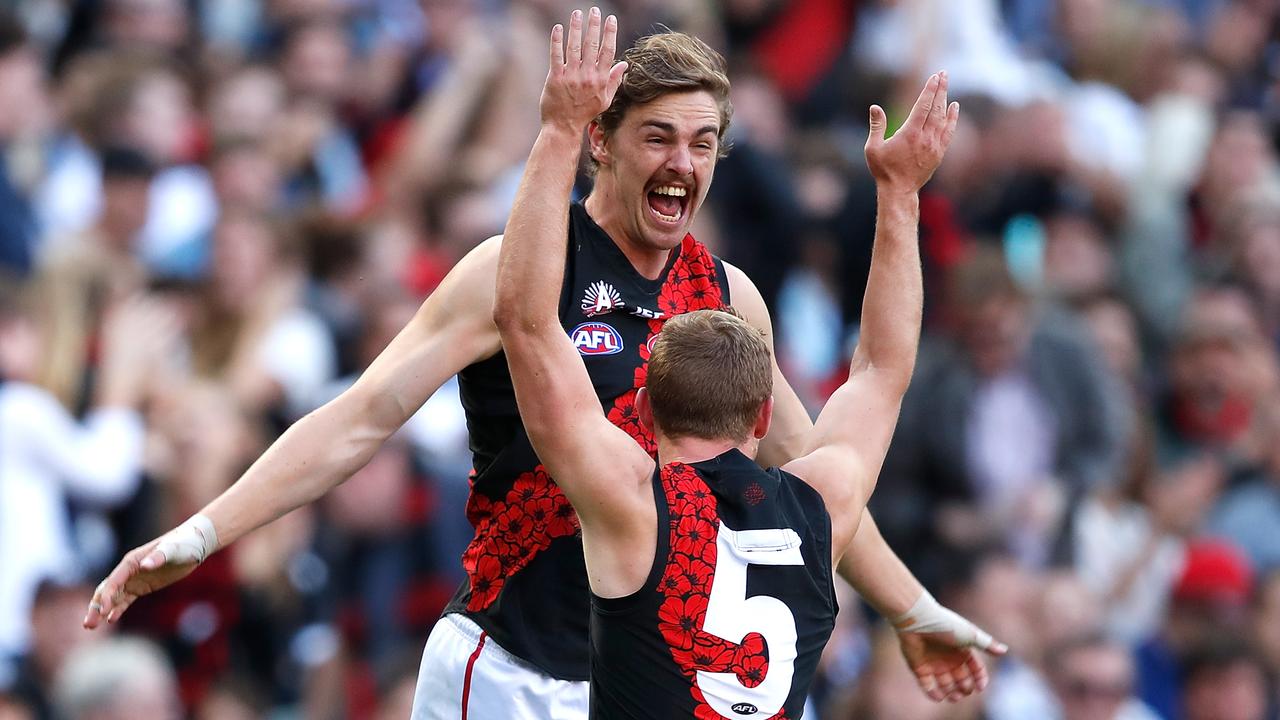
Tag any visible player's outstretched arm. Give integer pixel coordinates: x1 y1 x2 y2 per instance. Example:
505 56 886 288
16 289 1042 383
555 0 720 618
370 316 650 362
84 237 504 629
493 8 652 552
783 72 956 555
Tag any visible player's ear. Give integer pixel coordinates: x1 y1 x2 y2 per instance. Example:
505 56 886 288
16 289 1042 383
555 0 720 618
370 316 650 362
753 395 773 440
588 120 610 167
636 386 654 432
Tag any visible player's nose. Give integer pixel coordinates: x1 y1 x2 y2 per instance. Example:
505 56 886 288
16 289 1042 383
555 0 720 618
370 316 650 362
664 146 694 177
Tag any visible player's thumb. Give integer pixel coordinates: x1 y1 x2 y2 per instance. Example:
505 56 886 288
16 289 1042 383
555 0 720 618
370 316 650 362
139 548 168 570
965 622 1009 656
867 104 887 146
606 61 628 100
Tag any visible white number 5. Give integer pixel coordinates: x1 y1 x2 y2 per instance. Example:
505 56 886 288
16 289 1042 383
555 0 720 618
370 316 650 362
698 524 804 719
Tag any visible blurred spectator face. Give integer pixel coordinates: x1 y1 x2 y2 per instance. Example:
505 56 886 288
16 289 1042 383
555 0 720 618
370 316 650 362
960 294 1031 377
590 90 721 252
1237 212 1280 307
1049 640 1137 720
1172 285 1264 409
208 67 287 141
282 22 352 104
1184 653 1269 720
0 694 34 720
1254 572 1280 675
1201 113 1275 208
0 44 47 140
1042 213 1111 299
1081 297 1141 384
1034 572 1103 651
121 71 194 164
212 144 282 212
209 214 278 311
54 637 180 720
0 312 40 383
100 176 152 249
105 0 188 52
30 583 101 684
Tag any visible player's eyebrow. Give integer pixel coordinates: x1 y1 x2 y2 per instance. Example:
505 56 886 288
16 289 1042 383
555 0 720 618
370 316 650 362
640 120 719 138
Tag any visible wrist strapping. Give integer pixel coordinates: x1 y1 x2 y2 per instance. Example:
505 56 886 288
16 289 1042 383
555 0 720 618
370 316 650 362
157 514 219 565
890 590 993 650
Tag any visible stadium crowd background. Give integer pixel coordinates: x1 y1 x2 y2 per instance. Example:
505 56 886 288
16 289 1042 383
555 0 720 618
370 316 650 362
0 0 1279 718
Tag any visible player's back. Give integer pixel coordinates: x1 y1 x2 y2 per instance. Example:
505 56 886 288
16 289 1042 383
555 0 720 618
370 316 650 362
445 202 732 680
589 449 837 719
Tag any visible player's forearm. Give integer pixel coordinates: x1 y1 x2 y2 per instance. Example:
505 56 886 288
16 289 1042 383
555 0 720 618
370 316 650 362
848 190 923 392
836 511 924 618
493 124 582 332
198 391 390 549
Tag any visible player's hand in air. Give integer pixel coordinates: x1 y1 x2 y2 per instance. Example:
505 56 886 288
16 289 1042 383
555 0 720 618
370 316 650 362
892 594 1009 703
83 517 217 629
865 71 960 195
540 7 628 134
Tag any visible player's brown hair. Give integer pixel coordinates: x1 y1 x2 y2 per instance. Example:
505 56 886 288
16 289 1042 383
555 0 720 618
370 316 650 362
594 31 733 159
646 308 772 442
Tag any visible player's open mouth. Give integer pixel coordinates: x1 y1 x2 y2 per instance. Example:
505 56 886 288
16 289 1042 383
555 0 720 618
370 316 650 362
646 184 688 225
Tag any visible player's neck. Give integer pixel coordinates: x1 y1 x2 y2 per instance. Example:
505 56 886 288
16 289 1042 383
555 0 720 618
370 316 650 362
656 434 759 467
584 190 670 280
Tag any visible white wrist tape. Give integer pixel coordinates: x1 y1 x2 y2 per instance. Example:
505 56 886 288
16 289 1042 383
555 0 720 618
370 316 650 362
156 514 219 565
890 591 994 650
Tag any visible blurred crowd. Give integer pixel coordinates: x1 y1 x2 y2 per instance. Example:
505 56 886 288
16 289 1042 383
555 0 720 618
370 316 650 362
0 0 1278 718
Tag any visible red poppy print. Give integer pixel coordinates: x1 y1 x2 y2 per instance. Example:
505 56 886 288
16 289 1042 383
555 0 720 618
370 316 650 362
608 237 725 460
657 463 787 719
461 465 580 612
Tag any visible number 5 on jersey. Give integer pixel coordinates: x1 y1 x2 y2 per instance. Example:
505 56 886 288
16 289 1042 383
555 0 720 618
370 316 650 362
699 525 804 718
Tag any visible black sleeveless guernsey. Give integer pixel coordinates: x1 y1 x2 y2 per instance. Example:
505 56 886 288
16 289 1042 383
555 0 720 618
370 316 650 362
590 451 837 719
445 201 733 680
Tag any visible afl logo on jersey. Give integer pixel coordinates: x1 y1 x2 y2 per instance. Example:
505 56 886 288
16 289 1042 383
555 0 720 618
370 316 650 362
582 280 624 316
731 703 759 715
570 322 624 356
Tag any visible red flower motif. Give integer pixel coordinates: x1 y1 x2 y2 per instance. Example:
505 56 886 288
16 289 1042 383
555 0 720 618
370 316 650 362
465 554 504 611
461 465 580 612
608 389 656 455
658 594 709 649
674 635 736 672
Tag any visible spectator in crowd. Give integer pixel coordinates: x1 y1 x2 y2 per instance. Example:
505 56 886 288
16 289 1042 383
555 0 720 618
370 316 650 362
1136 539 1256 718
1182 641 1273 720
0 16 47 275
0 280 171 664
874 248 1131 576
52 637 179 720
1043 634 1160 720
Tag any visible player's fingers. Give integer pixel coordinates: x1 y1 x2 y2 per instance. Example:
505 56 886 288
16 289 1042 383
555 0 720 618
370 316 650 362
916 672 945 702
866 104 887 148
941 101 960 149
925 70 948 133
606 61 628 102
952 659 976 696
934 668 958 701
903 73 939 132
599 14 618 68
584 7 601 65
106 592 138 624
966 649 991 691
83 584 108 628
549 23 564 69
566 9 583 64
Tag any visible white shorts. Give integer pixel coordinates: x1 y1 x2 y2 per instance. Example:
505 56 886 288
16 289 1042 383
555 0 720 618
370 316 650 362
411 613 590 720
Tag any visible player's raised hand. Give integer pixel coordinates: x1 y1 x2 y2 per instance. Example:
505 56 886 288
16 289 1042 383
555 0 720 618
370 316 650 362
865 71 960 195
540 7 627 133
83 516 217 629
